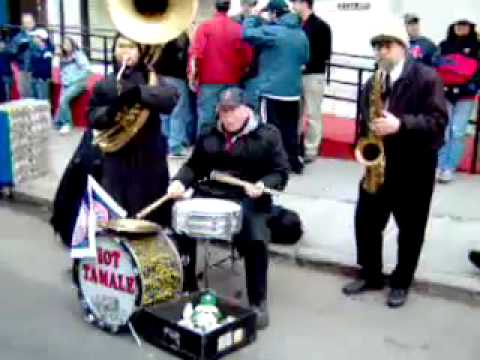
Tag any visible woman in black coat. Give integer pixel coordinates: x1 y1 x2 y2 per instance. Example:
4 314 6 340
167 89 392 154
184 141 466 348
88 34 178 225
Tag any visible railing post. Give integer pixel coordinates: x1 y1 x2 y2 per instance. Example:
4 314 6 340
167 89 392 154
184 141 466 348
59 0 65 44
326 61 331 85
103 36 109 77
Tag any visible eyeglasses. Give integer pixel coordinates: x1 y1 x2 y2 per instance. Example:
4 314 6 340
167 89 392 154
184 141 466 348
373 41 394 51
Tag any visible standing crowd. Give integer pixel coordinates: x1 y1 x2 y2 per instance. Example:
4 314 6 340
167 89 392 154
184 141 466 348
0 12 92 134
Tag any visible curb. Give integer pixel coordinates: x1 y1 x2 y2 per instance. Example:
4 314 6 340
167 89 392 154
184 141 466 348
10 188 480 307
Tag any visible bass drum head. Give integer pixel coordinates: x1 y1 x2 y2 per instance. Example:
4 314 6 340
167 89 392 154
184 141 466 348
73 232 183 334
73 236 142 333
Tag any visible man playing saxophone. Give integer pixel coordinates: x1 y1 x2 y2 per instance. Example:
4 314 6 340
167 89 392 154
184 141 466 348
342 18 448 308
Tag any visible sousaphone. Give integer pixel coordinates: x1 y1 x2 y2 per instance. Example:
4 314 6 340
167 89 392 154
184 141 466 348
95 0 198 154
106 0 198 45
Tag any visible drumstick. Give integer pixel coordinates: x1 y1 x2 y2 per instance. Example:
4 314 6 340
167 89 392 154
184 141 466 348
209 171 278 196
135 194 173 219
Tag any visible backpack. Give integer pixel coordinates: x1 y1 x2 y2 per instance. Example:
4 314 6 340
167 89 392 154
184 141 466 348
268 205 303 245
436 54 479 86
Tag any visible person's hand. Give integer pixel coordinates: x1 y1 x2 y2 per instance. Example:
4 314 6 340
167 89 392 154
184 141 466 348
372 111 401 136
168 180 186 199
244 181 265 199
188 73 198 92
118 85 141 108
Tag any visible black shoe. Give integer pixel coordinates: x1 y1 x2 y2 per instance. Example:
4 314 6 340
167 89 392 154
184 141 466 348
251 301 269 330
469 250 480 270
342 279 385 296
387 288 409 308
290 163 304 175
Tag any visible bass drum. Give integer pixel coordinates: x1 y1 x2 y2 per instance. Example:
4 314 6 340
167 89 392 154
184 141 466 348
73 230 183 333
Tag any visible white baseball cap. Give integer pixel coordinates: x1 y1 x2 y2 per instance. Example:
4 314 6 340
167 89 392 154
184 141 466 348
32 28 49 40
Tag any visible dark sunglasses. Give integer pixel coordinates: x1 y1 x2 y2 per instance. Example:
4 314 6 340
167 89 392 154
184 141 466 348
373 41 395 50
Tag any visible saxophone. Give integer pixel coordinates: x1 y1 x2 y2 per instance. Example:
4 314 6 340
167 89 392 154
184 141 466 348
354 70 386 194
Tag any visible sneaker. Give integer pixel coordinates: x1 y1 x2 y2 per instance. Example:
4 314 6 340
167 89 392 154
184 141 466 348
251 301 269 330
59 125 72 135
168 148 187 159
437 169 454 183
304 154 317 164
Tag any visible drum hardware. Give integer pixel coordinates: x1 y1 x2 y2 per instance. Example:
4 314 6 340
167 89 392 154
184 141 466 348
209 171 280 196
172 198 243 289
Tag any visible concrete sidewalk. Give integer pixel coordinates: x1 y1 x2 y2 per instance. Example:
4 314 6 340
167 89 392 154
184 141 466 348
9 128 480 301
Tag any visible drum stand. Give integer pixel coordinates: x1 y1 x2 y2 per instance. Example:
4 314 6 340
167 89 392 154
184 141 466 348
197 237 240 289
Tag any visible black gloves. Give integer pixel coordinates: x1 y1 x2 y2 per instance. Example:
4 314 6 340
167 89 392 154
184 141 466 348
118 85 142 108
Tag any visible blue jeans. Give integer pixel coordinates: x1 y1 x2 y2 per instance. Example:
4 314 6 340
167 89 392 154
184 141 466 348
1 76 12 101
161 76 193 153
32 78 50 100
54 80 87 127
19 71 32 98
197 84 232 137
438 99 476 171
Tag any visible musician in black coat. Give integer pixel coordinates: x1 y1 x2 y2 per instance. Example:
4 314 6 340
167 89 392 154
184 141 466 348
88 35 178 225
168 87 290 330
342 22 448 308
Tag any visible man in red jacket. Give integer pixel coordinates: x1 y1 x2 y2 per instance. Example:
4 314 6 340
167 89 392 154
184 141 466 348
189 0 253 137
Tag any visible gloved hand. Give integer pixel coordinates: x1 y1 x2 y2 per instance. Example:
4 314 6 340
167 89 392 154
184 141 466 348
118 85 141 108
106 85 141 120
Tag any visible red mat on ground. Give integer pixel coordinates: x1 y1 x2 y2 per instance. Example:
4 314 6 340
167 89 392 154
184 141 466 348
319 114 479 174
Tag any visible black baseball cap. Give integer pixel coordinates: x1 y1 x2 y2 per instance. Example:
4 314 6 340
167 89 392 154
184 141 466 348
218 87 246 111
404 13 420 25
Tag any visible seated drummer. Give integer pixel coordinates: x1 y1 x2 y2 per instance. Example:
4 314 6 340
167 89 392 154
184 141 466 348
167 87 290 330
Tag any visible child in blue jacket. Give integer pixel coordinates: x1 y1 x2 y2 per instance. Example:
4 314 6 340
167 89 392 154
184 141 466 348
30 29 53 100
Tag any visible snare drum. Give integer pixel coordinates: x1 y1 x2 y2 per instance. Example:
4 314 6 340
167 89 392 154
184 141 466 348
172 198 242 241
73 228 183 333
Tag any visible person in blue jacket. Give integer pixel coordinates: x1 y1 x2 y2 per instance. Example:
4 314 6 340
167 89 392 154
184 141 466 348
404 14 437 67
8 13 36 98
243 0 309 174
30 29 53 101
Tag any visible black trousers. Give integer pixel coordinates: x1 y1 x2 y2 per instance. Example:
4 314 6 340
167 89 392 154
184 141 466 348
261 97 302 171
355 155 437 289
175 199 270 306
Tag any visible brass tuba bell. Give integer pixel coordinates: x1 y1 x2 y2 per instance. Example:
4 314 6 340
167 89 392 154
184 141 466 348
106 0 198 45
95 0 198 153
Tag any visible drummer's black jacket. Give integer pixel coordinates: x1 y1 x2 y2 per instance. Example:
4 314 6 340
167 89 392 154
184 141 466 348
174 114 290 210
